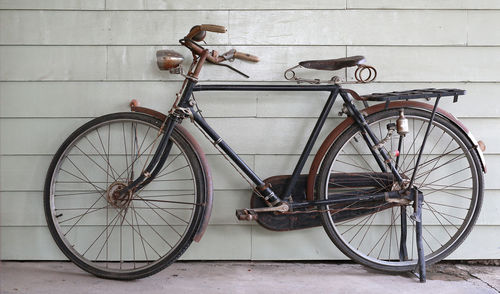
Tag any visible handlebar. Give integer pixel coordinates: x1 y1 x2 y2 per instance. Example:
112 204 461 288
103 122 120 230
182 24 259 64
199 24 227 33
234 51 259 62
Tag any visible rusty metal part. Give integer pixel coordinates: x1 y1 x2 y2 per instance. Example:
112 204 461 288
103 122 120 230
130 103 167 121
156 50 184 70
250 174 402 231
251 175 321 231
299 56 365 71
176 124 214 242
396 109 409 136
236 209 258 221
284 65 341 84
186 24 227 41
200 24 227 33
220 49 237 61
284 64 376 85
192 50 208 79
354 64 377 83
188 25 206 42
106 182 133 208
257 182 272 191
129 99 139 108
129 103 213 242
236 202 289 219
220 49 260 63
306 100 487 201
234 51 259 62
236 202 289 221
343 88 366 101
478 140 486 152
181 39 225 64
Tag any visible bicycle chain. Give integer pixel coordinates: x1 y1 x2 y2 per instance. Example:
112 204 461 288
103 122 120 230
281 202 396 215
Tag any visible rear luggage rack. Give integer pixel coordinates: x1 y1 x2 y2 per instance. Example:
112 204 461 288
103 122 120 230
361 88 465 102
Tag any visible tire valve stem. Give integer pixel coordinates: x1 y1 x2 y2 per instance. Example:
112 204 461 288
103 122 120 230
397 109 409 136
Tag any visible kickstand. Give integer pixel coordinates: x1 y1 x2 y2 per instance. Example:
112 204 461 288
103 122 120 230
411 190 426 283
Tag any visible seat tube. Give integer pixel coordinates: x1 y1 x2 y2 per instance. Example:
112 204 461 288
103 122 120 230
340 90 404 182
282 87 339 199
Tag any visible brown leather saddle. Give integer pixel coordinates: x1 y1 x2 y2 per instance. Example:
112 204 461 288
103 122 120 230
299 55 365 71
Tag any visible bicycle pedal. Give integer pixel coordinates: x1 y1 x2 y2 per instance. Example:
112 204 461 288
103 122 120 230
235 209 258 221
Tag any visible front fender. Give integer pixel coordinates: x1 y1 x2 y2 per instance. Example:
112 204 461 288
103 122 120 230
130 103 213 242
306 101 486 201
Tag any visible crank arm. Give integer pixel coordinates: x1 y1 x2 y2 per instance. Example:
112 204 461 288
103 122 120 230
236 202 289 221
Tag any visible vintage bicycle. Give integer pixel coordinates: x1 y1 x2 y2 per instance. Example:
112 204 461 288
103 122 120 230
43 25 486 282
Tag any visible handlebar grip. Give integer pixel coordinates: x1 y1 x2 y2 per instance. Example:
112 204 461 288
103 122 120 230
234 51 260 62
200 24 227 33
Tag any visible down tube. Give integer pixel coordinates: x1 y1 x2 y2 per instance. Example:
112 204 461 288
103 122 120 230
190 110 266 187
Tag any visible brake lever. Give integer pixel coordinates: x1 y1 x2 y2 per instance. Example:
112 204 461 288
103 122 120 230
221 49 236 61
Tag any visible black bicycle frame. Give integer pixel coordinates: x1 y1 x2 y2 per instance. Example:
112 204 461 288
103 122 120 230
190 82 406 204
122 79 406 207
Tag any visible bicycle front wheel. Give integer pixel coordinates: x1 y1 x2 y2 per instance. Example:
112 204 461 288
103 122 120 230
44 112 207 279
316 107 483 272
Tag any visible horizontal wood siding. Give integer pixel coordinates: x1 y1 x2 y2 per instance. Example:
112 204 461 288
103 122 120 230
1 1 499 260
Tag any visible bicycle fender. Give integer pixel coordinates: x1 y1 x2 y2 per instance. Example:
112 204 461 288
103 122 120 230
130 105 213 242
306 100 486 201
176 125 213 242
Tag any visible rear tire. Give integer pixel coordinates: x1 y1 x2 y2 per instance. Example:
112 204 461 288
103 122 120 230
317 108 483 272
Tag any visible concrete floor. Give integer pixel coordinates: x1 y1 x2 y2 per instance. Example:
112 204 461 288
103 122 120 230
1 261 499 294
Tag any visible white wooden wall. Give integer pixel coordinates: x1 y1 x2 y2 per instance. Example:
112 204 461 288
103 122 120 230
1 0 499 260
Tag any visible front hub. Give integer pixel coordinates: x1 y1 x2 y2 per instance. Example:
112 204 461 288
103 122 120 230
106 182 133 208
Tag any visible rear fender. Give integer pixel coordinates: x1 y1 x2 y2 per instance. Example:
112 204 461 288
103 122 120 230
306 101 486 201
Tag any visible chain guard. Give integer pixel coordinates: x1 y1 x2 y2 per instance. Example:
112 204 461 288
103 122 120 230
251 175 322 231
251 173 397 231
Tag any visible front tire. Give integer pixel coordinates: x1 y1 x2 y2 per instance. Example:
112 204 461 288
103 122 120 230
44 112 207 279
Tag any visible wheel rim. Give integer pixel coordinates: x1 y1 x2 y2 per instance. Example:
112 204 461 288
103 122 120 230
323 111 480 269
48 117 199 274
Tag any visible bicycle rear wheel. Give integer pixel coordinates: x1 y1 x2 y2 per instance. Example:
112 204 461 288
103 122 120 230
316 108 483 272
44 112 207 279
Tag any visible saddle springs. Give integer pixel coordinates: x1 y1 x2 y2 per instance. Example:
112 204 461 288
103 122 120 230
284 63 377 84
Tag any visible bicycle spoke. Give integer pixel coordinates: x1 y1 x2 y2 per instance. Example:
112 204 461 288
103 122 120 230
84 207 123 257
73 145 118 182
132 207 174 249
156 164 190 179
134 195 185 237
55 190 102 197
134 195 192 224
59 168 106 192
367 210 401 256
58 206 108 224
132 200 149 263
